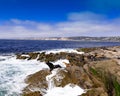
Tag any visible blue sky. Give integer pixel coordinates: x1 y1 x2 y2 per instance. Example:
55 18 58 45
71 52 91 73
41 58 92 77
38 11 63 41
0 0 120 38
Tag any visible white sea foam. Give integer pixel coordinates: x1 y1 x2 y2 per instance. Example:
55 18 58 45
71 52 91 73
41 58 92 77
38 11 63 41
0 55 13 61
21 54 30 57
52 59 69 67
45 68 85 96
38 49 84 54
44 84 85 96
0 55 48 96
46 69 58 90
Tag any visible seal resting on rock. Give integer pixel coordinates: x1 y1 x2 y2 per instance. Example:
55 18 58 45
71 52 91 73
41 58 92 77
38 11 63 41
46 61 62 71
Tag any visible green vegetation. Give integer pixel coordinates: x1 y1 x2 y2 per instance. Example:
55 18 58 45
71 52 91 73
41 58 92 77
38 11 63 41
91 69 120 96
113 79 120 96
90 67 99 76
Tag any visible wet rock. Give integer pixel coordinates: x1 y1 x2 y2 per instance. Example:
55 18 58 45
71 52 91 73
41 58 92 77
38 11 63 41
23 91 42 96
48 65 107 93
16 54 29 59
45 53 57 62
23 69 50 95
27 53 39 60
18 46 120 96
77 47 98 53
37 52 68 62
37 52 46 61
67 53 85 66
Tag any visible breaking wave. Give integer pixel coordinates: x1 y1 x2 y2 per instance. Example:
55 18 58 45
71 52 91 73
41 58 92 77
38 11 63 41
0 49 85 96
0 55 48 96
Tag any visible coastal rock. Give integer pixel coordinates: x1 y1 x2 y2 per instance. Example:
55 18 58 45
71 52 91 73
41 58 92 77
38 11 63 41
81 87 108 96
37 52 46 61
88 60 120 96
17 51 68 61
23 91 42 96
16 54 28 59
77 47 98 53
93 59 120 84
18 46 120 96
66 53 85 66
23 69 50 95
16 52 39 60
27 53 39 60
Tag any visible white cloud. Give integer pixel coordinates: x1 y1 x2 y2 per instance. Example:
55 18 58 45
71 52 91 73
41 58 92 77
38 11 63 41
67 12 106 22
0 12 120 39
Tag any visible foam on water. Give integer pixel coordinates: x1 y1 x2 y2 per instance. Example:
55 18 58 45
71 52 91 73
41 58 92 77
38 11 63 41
0 49 85 96
21 54 30 57
45 68 85 96
44 84 85 96
0 55 48 96
52 59 69 67
38 48 84 54
46 69 58 90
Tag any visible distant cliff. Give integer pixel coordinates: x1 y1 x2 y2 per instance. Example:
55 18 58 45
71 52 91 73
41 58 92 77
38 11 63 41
23 36 120 42
67 36 120 42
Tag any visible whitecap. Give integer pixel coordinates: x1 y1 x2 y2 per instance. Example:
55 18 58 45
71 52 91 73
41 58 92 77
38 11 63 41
45 83 85 96
0 55 48 96
37 48 84 54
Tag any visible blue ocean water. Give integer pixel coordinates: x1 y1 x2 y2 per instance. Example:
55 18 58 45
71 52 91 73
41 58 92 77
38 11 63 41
0 40 120 54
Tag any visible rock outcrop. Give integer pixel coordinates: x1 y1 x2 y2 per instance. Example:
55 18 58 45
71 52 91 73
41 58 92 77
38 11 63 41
23 70 50 95
16 46 120 96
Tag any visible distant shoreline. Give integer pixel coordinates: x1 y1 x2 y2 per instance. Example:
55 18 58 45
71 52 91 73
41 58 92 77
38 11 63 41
0 39 120 42
0 36 120 42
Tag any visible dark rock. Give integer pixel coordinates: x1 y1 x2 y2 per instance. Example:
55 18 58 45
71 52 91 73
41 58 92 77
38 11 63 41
27 53 39 60
67 53 85 66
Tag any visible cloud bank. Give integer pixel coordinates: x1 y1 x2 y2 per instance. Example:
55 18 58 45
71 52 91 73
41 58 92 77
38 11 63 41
0 12 120 39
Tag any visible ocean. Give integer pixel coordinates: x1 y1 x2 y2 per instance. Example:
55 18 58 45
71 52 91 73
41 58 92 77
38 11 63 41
0 40 120 54
0 40 120 96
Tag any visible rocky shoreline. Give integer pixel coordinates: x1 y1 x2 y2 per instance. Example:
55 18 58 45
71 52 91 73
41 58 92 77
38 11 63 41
16 46 120 96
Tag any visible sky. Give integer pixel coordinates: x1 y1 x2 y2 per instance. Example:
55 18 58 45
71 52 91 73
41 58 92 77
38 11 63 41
0 0 120 38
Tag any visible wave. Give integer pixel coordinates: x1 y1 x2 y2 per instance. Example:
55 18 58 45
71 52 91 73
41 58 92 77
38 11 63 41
0 48 85 96
0 55 48 96
37 48 84 54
